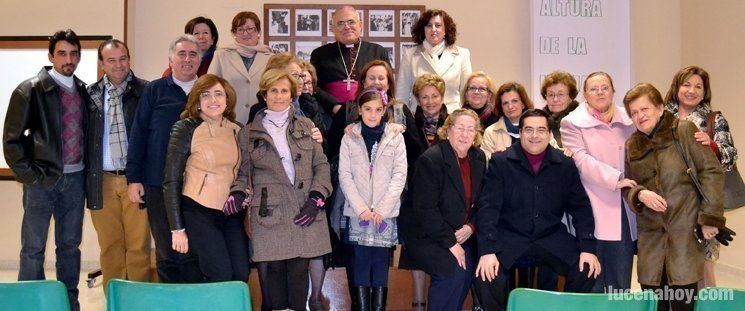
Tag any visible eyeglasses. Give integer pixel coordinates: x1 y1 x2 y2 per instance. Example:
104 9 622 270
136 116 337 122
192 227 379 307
290 72 307 81
521 127 549 135
235 26 257 35
451 126 477 135
546 92 567 99
588 85 611 94
199 91 226 101
426 23 444 30
467 86 489 93
335 19 358 29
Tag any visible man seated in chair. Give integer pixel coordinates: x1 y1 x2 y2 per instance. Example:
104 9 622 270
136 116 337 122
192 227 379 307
474 109 599 310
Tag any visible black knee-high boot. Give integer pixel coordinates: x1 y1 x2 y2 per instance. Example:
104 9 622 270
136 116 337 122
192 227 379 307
371 287 387 311
354 286 371 311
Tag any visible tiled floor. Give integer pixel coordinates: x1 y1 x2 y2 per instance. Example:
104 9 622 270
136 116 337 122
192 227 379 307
2 260 744 311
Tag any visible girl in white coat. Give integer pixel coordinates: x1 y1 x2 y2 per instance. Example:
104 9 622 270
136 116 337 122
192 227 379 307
339 88 408 310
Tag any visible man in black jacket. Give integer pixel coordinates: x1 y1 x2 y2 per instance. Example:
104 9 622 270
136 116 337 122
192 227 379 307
474 109 599 310
3 29 91 311
87 39 151 290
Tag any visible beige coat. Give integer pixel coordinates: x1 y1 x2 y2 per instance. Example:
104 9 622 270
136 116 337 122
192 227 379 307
624 111 725 286
481 118 512 160
396 44 472 113
208 48 272 125
481 117 561 160
232 112 332 262
338 123 408 219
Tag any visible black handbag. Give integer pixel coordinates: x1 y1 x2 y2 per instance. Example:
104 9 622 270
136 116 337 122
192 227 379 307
706 112 745 210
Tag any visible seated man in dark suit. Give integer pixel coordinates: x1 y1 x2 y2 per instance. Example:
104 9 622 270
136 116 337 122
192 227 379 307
474 109 600 310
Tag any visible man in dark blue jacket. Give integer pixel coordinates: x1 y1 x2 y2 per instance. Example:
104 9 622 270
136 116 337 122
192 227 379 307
126 34 202 283
475 109 599 310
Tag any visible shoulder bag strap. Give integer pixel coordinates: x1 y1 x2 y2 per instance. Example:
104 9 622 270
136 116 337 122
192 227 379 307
672 121 709 203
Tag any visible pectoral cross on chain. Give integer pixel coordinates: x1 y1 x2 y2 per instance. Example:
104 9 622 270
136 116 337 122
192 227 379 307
343 78 354 91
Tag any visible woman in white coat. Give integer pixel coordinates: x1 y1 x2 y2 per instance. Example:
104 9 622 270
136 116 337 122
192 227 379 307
208 11 273 125
396 9 472 113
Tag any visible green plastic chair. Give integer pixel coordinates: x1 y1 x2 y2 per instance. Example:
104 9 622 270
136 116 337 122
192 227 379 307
507 288 657 311
694 287 745 311
0 280 71 311
107 279 252 311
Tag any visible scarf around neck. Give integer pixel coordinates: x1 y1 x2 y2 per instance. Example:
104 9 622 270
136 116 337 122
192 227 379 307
227 42 272 58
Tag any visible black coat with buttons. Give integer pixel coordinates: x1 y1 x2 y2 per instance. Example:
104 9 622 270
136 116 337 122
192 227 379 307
476 142 596 269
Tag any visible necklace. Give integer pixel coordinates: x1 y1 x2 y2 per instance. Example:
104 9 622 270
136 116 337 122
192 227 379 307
266 117 289 128
337 40 362 91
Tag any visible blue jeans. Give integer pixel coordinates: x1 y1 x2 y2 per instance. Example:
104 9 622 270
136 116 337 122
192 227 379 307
19 171 85 311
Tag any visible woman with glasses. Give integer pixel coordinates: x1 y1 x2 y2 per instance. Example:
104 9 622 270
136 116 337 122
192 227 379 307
163 74 249 283
461 72 499 129
402 109 486 310
541 71 580 148
163 16 219 78
396 9 472 113
560 72 637 293
481 81 534 159
208 11 273 125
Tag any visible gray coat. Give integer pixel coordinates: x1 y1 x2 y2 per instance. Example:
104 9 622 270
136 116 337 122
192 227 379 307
233 112 332 262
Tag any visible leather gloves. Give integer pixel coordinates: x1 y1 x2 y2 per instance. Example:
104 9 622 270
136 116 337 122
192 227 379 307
223 191 247 215
294 191 325 226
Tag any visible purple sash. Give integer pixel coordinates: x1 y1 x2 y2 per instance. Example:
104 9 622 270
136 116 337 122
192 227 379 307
324 80 359 103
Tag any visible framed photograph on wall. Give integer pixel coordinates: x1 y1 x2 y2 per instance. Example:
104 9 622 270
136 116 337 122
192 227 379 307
264 4 425 73
296 9 322 36
400 10 420 37
296 41 321 60
268 41 290 53
269 9 290 36
377 41 395 68
400 41 417 63
369 10 394 37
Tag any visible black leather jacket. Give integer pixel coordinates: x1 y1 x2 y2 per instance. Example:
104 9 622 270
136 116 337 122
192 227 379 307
3 67 92 189
86 73 149 210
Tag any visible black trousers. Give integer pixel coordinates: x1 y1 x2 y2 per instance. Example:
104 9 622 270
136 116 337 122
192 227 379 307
181 196 249 282
475 244 596 311
640 265 698 311
145 185 202 283
262 257 310 310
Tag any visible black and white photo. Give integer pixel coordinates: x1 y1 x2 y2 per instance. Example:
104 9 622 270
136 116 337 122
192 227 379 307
369 10 394 37
296 9 322 36
296 41 321 61
269 41 290 53
400 10 420 37
377 41 395 68
400 41 417 64
269 9 290 36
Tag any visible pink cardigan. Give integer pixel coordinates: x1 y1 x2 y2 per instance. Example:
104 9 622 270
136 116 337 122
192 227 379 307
560 102 637 241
